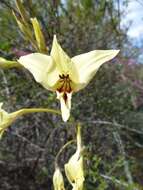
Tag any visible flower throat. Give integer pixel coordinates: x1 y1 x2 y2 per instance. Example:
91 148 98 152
57 74 72 93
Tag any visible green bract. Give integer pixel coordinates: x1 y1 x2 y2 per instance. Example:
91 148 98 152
18 35 119 122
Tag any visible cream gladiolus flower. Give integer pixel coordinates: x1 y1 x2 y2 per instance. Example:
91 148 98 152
64 125 84 190
53 167 65 190
18 35 119 122
0 103 19 138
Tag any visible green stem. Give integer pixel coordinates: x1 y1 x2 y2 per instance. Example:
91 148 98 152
77 123 82 151
55 140 76 168
16 108 61 116
0 61 22 69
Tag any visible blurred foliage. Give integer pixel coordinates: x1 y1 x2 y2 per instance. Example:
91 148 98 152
0 0 143 190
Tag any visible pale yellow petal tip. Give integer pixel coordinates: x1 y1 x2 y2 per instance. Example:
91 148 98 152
52 35 59 49
62 111 70 122
30 17 37 21
106 49 120 57
53 34 57 41
114 49 120 56
111 49 120 60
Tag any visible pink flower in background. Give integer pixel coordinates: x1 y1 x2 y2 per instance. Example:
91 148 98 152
12 48 31 57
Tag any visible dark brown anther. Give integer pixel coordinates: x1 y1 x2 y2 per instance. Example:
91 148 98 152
59 74 64 79
57 74 72 93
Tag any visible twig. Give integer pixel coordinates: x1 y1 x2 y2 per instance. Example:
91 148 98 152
85 119 139 189
11 131 44 152
113 131 133 185
84 120 143 135
100 173 128 187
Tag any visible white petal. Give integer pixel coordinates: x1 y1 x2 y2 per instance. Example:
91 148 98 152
18 53 59 90
56 91 72 122
51 35 79 83
72 50 119 91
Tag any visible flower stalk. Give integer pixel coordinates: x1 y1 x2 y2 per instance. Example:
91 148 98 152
15 108 61 116
0 103 60 139
55 140 75 168
0 58 21 69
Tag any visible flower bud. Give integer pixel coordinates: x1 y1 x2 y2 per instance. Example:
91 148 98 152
64 124 84 190
0 103 20 138
53 167 65 190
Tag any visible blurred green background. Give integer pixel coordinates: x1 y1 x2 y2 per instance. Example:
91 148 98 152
0 0 143 189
